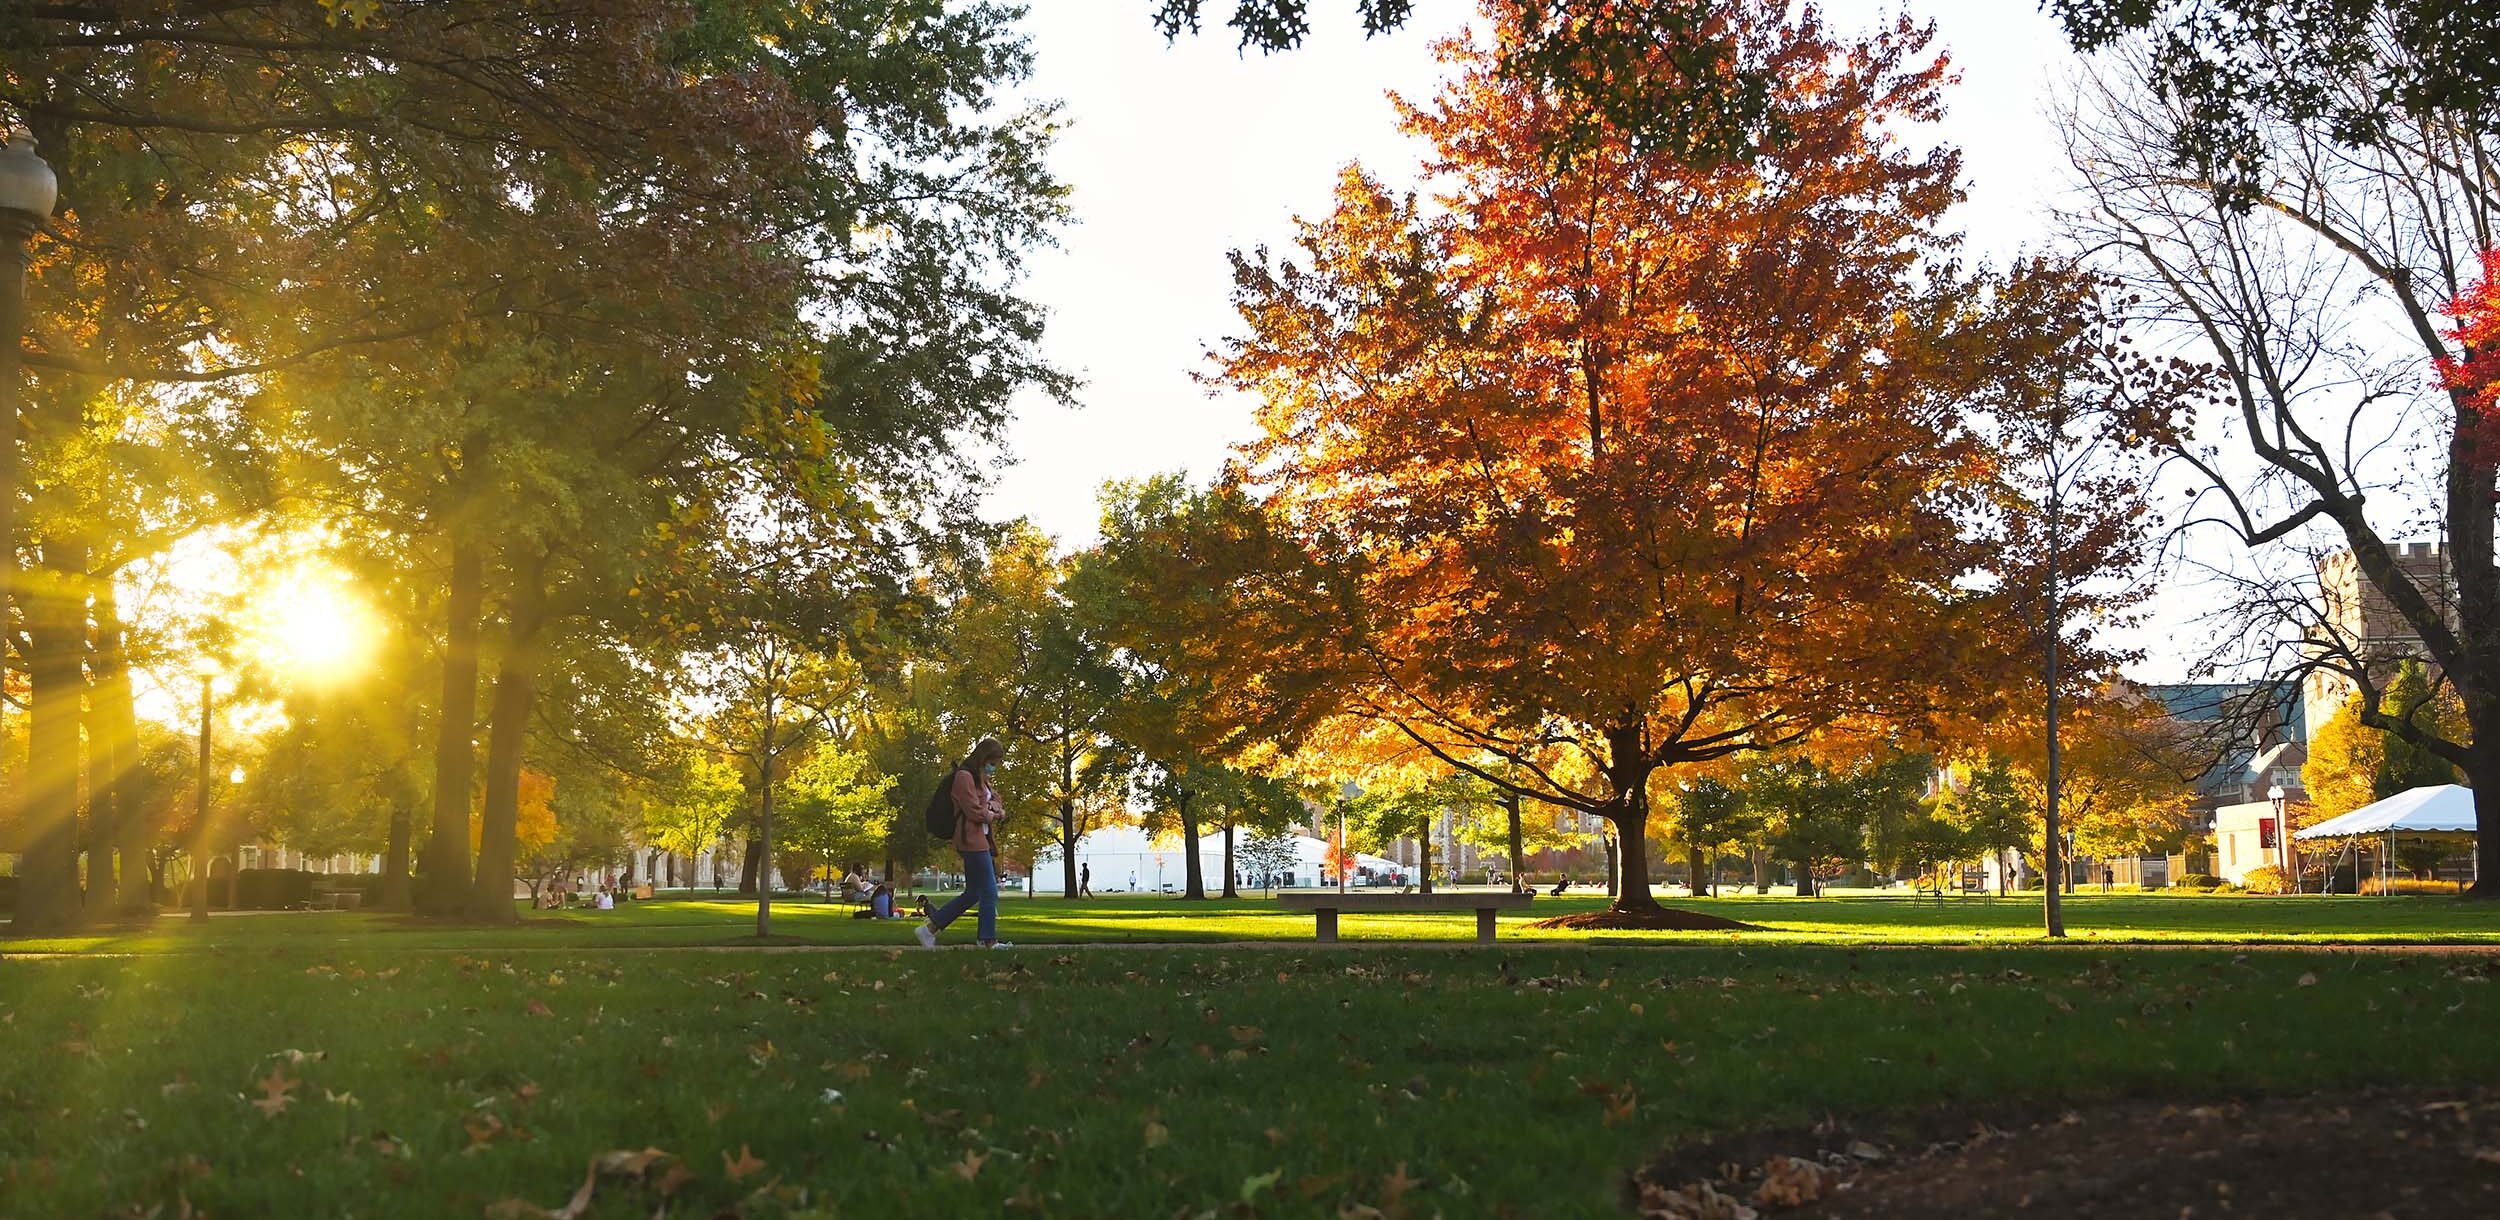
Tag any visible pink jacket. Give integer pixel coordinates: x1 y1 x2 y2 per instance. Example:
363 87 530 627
950 767 1002 854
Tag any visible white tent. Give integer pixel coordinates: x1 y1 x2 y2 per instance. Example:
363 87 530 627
1031 829 1403 894
2293 783 2478 892
2294 784 2478 840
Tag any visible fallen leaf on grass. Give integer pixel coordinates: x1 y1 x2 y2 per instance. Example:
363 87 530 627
482 1156 598 1220
464 1114 508 1151
1605 1090 1639 1126
1143 1120 1170 1149
1638 1180 1759 1220
1753 1156 1837 1208
1241 1168 1283 1202
2298 972 2319 987
594 1146 670 1178
524 999 554 1018
1379 1163 1422 1208
252 1067 298 1118
722 1144 766 1182
951 1149 988 1181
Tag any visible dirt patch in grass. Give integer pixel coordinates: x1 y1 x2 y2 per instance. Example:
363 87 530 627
1529 907 1759 932
1631 1086 2500 1218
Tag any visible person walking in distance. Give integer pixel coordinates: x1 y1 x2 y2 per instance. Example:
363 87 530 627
1078 862 1092 898
918 738 1011 949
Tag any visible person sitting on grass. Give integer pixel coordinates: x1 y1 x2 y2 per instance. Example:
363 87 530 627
1549 875 1571 897
917 736 1013 950
870 882 899 920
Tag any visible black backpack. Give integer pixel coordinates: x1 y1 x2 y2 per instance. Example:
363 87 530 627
921 766 966 839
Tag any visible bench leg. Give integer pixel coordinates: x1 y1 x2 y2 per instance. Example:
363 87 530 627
1477 907 1498 944
1316 909 1338 943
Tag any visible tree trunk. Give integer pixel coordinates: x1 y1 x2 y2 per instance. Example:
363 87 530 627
1504 792 1524 891
1058 742 1079 899
738 838 763 895
1221 822 1238 898
0 208 27 674
2042 481 2068 936
377 704 421 912
1688 844 1709 898
83 577 118 917
1795 856 1816 897
378 793 414 913
93 581 151 915
419 535 483 915
1602 820 1665 911
1177 791 1206 899
468 559 550 924
1599 723 1662 912
755 693 776 940
1419 826 1434 895
2468 747 2500 897
13 534 87 933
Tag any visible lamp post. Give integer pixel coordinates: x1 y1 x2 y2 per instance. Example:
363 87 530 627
0 128 56 623
1337 781 1361 895
2268 784 2293 894
190 659 219 922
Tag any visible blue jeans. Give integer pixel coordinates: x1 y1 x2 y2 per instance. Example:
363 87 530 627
930 850 998 943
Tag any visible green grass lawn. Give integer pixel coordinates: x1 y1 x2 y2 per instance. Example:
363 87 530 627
6 887 2497 956
5 940 2499 1218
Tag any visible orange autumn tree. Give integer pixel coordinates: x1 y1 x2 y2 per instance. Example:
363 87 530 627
1217 1 2019 921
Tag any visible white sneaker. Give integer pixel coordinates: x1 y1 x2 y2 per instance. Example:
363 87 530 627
985 941 1015 950
913 923 937 949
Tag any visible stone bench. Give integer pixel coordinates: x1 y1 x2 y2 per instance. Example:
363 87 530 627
1277 891 1534 944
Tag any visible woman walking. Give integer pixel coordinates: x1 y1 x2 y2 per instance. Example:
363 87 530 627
917 738 1011 949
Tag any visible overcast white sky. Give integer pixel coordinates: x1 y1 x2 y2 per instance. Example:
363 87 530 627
987 1 2080 539
981 2 2223 673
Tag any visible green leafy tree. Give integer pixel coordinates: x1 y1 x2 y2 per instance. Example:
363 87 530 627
1746 752 1926 897
779 743 898 881
943 525 1129 896
1074 476 1349 899
2048 1 2500 209
2375 661 2464 799
1342 771 1495 895
645 754 743 892
1663 778 1752 897
1944 756 2035 897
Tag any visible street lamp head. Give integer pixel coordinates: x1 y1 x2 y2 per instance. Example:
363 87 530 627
0 129 57 221
228 766 246 785
2266 784 2287 805
192 654 224 680
1339 780 1363 802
